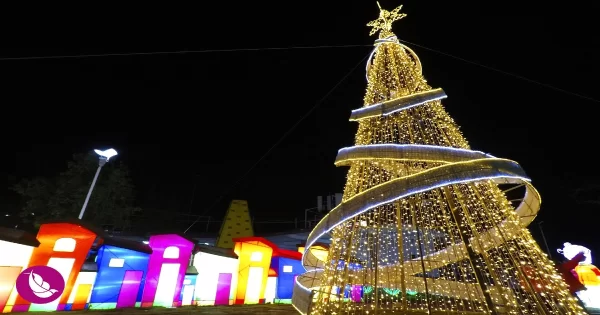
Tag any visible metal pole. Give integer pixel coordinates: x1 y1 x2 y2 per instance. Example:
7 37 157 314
538 222 552 259
78 157 107 220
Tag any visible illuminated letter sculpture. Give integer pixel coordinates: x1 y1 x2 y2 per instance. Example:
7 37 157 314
270 248 303 303
232 237 304 304
192 245 239 306
89 238 152 310
141 234 195 308
233 237 276 304
180 267 198 306
12 221 98 312
0 227 40 313
63 261 97 311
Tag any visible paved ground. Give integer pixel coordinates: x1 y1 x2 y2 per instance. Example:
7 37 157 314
26 305 297 315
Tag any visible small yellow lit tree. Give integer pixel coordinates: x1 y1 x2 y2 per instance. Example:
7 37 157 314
292 3 586 315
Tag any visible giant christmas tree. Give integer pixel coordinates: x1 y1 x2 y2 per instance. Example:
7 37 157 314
292 3 586 315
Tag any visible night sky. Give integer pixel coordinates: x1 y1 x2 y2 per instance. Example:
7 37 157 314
1 2 598 259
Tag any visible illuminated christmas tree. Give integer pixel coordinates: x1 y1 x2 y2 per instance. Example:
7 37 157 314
292 3 586 315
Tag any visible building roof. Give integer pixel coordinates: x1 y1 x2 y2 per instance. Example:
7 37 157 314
0 227 40 247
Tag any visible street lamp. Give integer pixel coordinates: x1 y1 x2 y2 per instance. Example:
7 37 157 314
78 148 118 220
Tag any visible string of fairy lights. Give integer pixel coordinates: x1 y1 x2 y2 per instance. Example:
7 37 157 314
293 3 588 315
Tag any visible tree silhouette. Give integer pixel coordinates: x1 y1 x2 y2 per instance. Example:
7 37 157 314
13 152 139 228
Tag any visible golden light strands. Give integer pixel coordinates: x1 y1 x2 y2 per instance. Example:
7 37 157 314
293 2 587 315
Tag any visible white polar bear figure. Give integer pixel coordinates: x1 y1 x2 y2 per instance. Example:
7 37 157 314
557 242 592 265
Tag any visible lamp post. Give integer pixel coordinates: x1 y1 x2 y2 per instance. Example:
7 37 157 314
78 148 118 220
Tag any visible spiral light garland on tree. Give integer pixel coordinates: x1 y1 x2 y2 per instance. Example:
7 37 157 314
292 3 586 315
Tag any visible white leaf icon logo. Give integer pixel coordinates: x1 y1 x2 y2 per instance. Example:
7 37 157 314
28 272 58 298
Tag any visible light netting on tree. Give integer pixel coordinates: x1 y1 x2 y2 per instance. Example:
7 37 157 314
291 3 585 315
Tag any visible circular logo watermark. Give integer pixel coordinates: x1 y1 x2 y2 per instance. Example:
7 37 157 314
15 266 65 304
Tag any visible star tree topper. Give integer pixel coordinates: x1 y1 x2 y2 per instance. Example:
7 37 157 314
367 2 407 38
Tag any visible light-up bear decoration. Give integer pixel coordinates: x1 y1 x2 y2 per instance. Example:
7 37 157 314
557 242 600 310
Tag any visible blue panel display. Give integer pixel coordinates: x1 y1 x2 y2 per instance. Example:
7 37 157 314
274 257 304 299
89 245 151 307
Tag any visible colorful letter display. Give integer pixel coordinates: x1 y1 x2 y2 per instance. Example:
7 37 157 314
232 237 304 304
0 223 309 313
63 266 97 311
140 234 195 308
89 238 152 310
233 237 276 304
269 249 303 302
0 227 40 313
12 222 99 313
180 267 198 306
192 246 239 306
264 268 278 303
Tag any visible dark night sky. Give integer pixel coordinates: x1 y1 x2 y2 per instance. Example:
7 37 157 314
1 2 599 258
